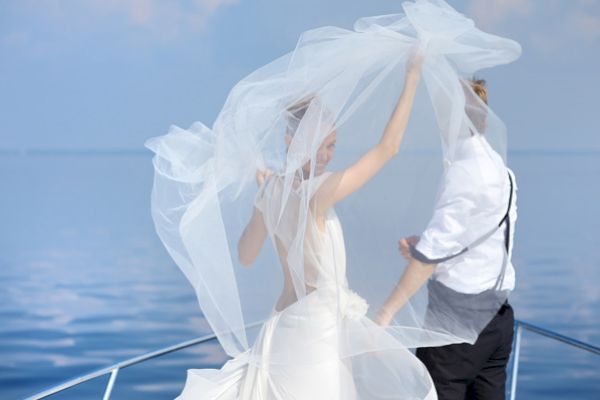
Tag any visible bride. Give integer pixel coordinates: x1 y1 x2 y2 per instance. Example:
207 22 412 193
145 1 521 399
200 56 429 400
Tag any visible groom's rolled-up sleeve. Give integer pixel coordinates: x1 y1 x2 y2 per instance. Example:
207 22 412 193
411 164 477 265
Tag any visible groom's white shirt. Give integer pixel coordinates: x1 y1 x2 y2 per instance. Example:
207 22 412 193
414 135 517 294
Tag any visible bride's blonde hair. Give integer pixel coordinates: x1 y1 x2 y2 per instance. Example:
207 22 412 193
286 95 317 136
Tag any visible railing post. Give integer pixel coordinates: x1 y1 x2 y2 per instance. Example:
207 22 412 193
102 368 119 400
509 323 523 400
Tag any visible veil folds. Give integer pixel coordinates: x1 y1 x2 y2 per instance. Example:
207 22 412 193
146 0 521 365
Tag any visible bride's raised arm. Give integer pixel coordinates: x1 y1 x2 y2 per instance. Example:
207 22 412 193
237 170 271 267
316 54 422 214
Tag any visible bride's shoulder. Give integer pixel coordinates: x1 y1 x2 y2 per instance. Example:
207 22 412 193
310 171 342 214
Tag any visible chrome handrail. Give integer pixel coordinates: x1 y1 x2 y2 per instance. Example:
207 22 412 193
25 333 220 400
514 320 600 355
509 320 600 400
24 319 599 400
25 321 264 400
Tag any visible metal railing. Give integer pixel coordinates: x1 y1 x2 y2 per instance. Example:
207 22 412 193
509 320 600 400
25 319 600 400
24 333 221 400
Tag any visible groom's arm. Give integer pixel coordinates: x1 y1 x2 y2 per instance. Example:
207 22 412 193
375 259 435 326
375 166 474 325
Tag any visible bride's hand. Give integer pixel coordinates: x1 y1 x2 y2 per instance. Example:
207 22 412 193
256 169 273 186
398 235 419 261
374 308 394 327
405 49 424 81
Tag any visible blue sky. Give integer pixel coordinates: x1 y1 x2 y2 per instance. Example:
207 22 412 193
1 0 599 151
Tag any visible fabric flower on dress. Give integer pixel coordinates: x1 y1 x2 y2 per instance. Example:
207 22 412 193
340 289 369 320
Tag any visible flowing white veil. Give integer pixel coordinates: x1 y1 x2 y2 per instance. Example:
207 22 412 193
146 0 521 397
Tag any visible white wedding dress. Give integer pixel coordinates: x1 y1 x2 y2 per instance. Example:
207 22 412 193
177 173 436 399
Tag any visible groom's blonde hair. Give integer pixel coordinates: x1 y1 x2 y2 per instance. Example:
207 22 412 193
466 78 488 134
470 79 488 105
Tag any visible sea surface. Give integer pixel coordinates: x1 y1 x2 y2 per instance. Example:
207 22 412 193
1 151 599 399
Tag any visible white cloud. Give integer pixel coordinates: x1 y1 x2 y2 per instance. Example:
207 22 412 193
90 0 240 30
466 0 600 52
532 1 600 52
466 0 534 30
569 11 600 41
129 0 155 25
2 0 240 45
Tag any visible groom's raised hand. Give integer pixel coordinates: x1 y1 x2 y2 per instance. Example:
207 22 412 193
398 235 419 261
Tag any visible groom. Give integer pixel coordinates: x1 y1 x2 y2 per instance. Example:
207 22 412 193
375 79 517 400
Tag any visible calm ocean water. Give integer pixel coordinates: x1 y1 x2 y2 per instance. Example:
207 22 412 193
1 151 599 399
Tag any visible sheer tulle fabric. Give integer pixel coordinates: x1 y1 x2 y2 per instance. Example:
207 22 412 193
145 0 520 398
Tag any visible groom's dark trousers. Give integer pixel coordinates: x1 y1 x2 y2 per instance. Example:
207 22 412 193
416 302 514 400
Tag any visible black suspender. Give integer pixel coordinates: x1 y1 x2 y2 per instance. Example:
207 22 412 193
500 172 514 253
